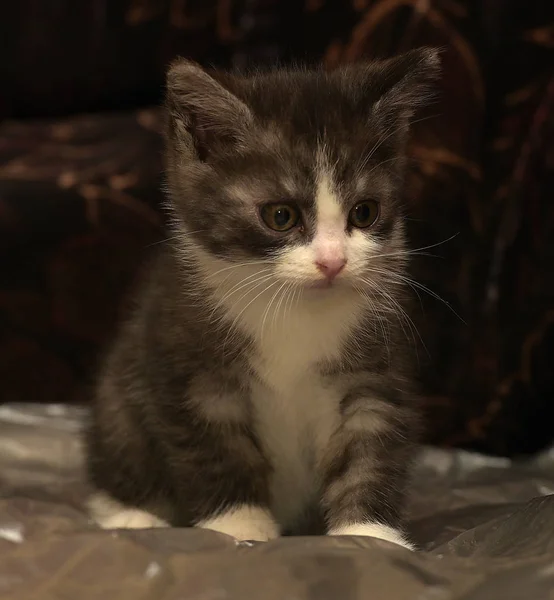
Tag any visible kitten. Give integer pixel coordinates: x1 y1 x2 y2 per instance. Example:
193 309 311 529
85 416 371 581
86 48 439 548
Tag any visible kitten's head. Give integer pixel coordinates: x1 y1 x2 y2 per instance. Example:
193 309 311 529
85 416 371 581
164 49 439 297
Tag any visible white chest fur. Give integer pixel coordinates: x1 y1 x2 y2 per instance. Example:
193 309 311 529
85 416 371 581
243 290 363 530
250 372 340 529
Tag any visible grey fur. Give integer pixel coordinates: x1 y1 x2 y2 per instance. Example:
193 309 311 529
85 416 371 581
86 48 440 539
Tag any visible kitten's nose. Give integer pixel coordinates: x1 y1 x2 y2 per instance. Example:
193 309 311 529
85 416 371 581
315 258 346 281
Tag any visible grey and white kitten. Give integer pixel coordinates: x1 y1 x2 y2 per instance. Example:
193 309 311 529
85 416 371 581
86 48 439 549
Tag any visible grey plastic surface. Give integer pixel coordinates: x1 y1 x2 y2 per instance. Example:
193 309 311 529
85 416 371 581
1 403 553 599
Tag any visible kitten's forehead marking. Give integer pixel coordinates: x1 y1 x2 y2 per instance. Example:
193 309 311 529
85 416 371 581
226 179 268 206
355 174 368 195
315 173 342 232
281 177 297 198
314 146 344 241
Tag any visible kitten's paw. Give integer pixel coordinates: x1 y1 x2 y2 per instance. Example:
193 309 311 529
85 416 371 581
328 522 414 550
88 492 169 530
196 505 279 542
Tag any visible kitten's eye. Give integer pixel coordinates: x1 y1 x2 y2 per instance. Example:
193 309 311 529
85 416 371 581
260 203 300 232
349 200 379 229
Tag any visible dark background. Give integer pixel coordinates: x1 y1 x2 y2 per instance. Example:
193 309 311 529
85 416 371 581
1 0 553 457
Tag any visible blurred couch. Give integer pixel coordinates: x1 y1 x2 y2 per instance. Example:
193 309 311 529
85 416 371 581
1 0 553 456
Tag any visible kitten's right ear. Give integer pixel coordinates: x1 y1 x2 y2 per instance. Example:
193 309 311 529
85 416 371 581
165 58 253 159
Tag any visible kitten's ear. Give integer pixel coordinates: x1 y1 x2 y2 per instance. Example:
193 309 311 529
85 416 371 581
345 47 441 127
371 47 441 122
165 58 253 159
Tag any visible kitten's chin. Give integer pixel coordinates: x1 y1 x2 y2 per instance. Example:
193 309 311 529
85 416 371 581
310 279 334 290
305 278 353 292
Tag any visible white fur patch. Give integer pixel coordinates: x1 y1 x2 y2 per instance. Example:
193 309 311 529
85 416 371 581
328 522 414 550
196 505 279 541
0 525 23 544
88 492 169 530
187 375 248 424
251 372 343 529
342 399 394 433
315 173 343 231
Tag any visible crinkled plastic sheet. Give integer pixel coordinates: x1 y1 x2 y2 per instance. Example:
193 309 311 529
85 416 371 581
1 403 554 599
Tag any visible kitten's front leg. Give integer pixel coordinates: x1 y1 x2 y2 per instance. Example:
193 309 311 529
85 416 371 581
171 435 279 542
322 384 417 550
163 394 279 542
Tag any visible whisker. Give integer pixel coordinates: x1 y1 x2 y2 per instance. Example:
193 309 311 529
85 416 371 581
146 229 212 248
210 272 274 324
384 272 465 325
218 276 276 348
363 265 465 325
356 284 392 363
273 282 293 332
211 269 273 311
356 113 441 176
223 280 281 351
223 274 275 314
269 283 286 334
364 156 404 176
261 281 287 340
206 260 270 280
294 284 304 314
284 283 299 325
368 233 459 261
356 122 399 175
368 283 427 362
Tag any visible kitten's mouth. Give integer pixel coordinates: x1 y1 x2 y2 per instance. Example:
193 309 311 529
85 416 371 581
305 277 356 292
309 279 335 290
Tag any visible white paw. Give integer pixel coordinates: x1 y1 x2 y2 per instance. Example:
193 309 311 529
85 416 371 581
328 522 414 550
195 505 279 541
95 508 169 530
88 492 169 530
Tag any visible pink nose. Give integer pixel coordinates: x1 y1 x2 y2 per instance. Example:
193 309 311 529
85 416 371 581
316 258 346 281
